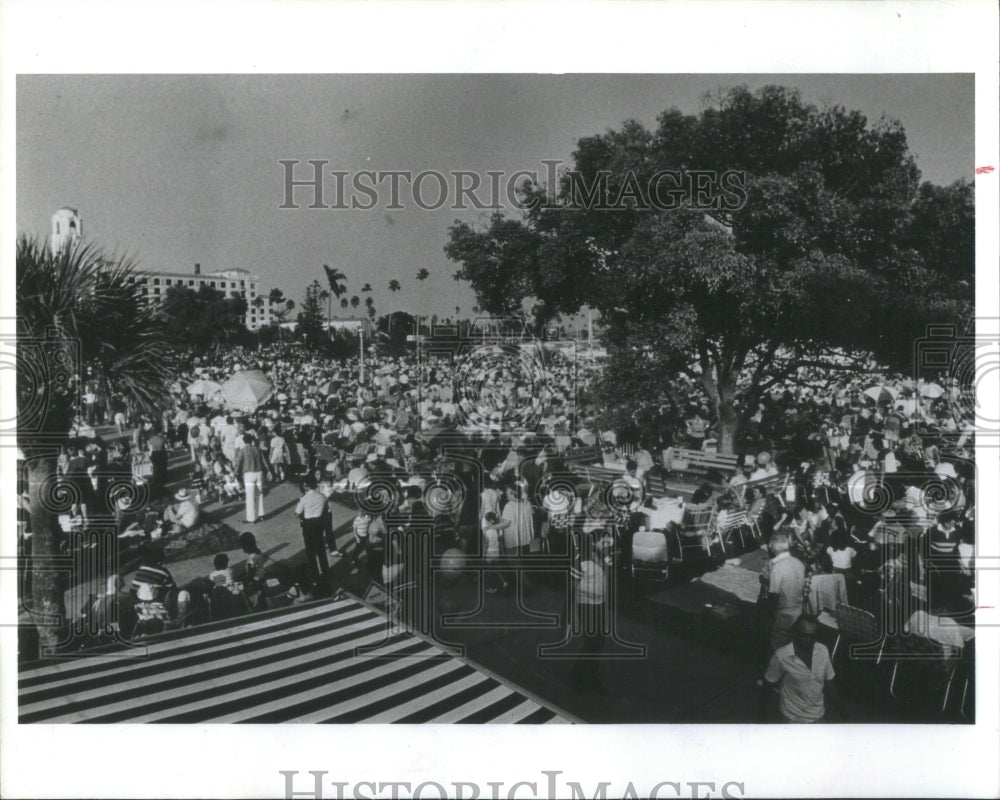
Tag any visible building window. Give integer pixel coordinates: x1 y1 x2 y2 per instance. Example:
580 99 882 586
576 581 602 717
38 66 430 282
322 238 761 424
153 278 160 285
189 280 194 286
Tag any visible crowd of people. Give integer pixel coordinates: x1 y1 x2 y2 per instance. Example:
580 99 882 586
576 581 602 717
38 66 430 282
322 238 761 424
18 338 977 719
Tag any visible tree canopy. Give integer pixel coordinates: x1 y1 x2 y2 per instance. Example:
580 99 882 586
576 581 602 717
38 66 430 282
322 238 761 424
296 280 328 348
161 283 250 351
445 85 974 451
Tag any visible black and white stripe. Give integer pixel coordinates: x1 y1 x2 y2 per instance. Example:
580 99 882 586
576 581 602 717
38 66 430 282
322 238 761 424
19 598 570 724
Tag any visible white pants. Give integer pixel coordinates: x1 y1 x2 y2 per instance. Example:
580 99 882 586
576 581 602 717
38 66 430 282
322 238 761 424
244 471 265 522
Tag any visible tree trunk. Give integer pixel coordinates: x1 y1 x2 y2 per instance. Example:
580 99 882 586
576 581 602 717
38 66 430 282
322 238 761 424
717 391 739 455
26 455 68 654
699 360 740 455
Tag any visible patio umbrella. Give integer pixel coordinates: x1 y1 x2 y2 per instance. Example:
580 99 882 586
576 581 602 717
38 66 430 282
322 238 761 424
221 369 274 412
186 378 223 398
862 385 899 405
920 382 945 399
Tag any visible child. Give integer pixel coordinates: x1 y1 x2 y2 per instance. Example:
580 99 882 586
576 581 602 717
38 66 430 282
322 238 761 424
481 511 510 594
209 552 234 587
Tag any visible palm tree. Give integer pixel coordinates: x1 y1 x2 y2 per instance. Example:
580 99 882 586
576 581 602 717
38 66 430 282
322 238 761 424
350 295 360 311
365 296 375 322
17 235 176 652
416 268 429 283
340 297 349 312
322 264 348 300
361 282 372 293
387 279 401 331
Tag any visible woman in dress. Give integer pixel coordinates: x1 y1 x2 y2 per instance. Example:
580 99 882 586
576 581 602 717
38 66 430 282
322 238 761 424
269 425 289 482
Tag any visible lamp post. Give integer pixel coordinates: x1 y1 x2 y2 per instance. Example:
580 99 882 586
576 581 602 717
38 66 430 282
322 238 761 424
359 318 365 384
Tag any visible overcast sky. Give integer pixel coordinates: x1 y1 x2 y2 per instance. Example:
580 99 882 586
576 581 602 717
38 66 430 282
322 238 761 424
17 74 973 318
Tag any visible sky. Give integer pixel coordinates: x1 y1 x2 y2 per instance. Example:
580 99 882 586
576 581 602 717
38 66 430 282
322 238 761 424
16 74 974 319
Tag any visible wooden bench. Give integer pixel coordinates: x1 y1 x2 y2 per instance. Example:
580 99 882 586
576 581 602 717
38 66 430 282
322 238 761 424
739 472 791 494
567 462 626 486
560 445 603 465
664 447 740 480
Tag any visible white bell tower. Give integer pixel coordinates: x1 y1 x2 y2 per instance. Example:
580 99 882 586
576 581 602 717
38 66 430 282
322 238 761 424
51 208 82 255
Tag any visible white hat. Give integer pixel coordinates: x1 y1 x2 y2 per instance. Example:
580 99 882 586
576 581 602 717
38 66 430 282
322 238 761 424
365 452 378 463
174 488 190 501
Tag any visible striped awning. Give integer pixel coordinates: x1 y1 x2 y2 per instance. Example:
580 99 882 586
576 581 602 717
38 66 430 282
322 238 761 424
19 597 571 724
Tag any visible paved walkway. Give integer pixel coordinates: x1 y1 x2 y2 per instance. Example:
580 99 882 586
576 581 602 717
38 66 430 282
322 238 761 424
63 427 358 616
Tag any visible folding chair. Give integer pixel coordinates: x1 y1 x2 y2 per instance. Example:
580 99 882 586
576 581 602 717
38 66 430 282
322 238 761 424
715 509 759 554
959 639 975 719
673 507 718 562
631 529 671 583
831 602 880 662
887 633 963 714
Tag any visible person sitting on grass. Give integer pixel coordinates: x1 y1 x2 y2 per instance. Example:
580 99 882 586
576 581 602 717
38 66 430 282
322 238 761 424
162 487 200 535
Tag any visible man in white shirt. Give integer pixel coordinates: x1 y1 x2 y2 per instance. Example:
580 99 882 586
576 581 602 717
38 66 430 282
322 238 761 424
295 477 333 585
761 616 846 723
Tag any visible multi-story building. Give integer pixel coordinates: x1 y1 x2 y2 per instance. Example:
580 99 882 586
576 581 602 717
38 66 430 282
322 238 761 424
129 264 272 330
49 210 273 330
50 207 83 254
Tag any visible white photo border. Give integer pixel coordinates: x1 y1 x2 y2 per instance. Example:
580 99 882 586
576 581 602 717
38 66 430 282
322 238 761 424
1 1 997 798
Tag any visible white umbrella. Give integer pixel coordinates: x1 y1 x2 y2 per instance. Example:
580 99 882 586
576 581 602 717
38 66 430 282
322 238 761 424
186 378 223 398
862 385 899 405
896 398 919 417
920 382 945 399
221 370 274 412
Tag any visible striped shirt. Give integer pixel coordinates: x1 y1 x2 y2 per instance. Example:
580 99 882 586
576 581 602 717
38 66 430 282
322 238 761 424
131 564 176 603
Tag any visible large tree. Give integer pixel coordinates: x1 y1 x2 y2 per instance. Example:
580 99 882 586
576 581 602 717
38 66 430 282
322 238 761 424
17 236 176 651
296 280 328 349
445 85 974 452
161 283 249 350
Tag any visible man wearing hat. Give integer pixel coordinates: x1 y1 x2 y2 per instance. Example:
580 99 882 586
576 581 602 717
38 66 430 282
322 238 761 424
162 487 201 534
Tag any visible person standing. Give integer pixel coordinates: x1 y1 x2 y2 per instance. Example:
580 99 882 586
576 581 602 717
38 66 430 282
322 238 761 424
500 483 535 557
147 423 168 499
234 432 267 523
295 478 331 587
570 535 609 694
759 616 847 723
269 426 289 482
760 532 806 657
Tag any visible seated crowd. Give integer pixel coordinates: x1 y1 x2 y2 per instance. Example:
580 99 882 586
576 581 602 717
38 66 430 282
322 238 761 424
19 343 976 703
